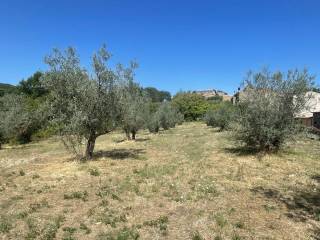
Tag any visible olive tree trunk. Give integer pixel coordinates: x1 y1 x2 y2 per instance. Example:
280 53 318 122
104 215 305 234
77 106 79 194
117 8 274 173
85 134 97 160
131 130 136 140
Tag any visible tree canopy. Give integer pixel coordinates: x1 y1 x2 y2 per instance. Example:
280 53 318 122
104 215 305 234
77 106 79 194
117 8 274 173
235 68 314 151
42 45 123 159
143 87 171 102
17 71 47 98
172 92 209 121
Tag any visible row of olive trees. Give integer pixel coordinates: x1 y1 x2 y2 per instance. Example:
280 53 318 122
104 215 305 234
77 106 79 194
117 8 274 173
41 45 183 159
0 46 184 158
42 46 137 159
147 102 184 133
205 68 315 152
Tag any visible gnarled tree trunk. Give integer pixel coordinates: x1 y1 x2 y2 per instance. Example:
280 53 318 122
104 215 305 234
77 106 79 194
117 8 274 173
85 133 97 160
131 130 136 140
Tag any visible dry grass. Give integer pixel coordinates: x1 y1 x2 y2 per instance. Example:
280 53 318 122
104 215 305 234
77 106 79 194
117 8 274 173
0 122 319 240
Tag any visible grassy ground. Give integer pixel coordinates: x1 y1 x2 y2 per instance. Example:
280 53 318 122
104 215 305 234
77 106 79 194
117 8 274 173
0 122 319 240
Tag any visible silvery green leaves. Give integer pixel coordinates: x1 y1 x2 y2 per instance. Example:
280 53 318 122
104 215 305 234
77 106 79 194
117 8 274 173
0 94 43 144
235 68 314 151
42 46 127 159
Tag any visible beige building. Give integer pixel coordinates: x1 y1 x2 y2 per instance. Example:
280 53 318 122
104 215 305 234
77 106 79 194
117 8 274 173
194 89 232 101
232 88 320 129
295 91 320 129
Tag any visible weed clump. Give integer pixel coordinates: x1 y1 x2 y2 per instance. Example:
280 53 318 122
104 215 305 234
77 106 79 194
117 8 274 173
64 191 88 201
0 215 13 233
89 168 100 176
143 215 168 235
79 222 91 234
97 226 139 240
19 169 25 176
191 230 205 240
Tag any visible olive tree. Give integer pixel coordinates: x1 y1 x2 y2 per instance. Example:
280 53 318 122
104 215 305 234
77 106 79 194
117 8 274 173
235 68 314 151
118 64 150 140
205 102 236 131
0 94 42 144
147 102 183 133
42 46 124 159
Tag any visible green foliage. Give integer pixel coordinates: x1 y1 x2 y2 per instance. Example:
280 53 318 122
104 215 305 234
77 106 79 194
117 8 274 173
204 102 236 130
0 215 13 233
143 215 168 235
120 72 150 140
64 191 88 201
79 223 91 234
147 102 183 133
89 168 100 176
17 71 47 98
235 68 314 151
0 83 17 97
0 94 44 144
97 226 139 240
143 87 171 102
42 45 126 159
214 213 228 228
312 87 320 93
172 92 209 121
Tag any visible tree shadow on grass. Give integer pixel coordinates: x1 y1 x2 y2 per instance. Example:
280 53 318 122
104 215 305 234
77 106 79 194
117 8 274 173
134 138 150 142
224 146 263 156
93 148 146 160
251 182 320 238
113 138 150 143
311 174 320 183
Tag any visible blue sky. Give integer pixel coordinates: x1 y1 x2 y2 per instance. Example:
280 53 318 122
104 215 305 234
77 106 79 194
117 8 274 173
0 0 319 94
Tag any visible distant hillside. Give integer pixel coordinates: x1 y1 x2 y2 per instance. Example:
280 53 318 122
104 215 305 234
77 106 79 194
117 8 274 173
193 89 232 101
0 83 17 96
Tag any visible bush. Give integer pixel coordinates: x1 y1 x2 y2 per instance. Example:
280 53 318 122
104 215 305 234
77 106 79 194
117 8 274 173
235 68 314 151
204 102 236 130
172 92 209 121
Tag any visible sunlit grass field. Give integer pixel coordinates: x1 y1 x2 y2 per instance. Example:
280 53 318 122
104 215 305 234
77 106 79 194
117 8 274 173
0 122 319 239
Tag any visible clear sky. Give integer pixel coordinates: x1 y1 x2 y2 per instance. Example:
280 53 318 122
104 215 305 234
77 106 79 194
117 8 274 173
0 0 319 94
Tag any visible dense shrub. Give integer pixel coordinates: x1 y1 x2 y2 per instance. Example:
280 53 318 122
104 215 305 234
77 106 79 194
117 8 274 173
172 92 209 121
235 68 314 151
205 102 236 130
